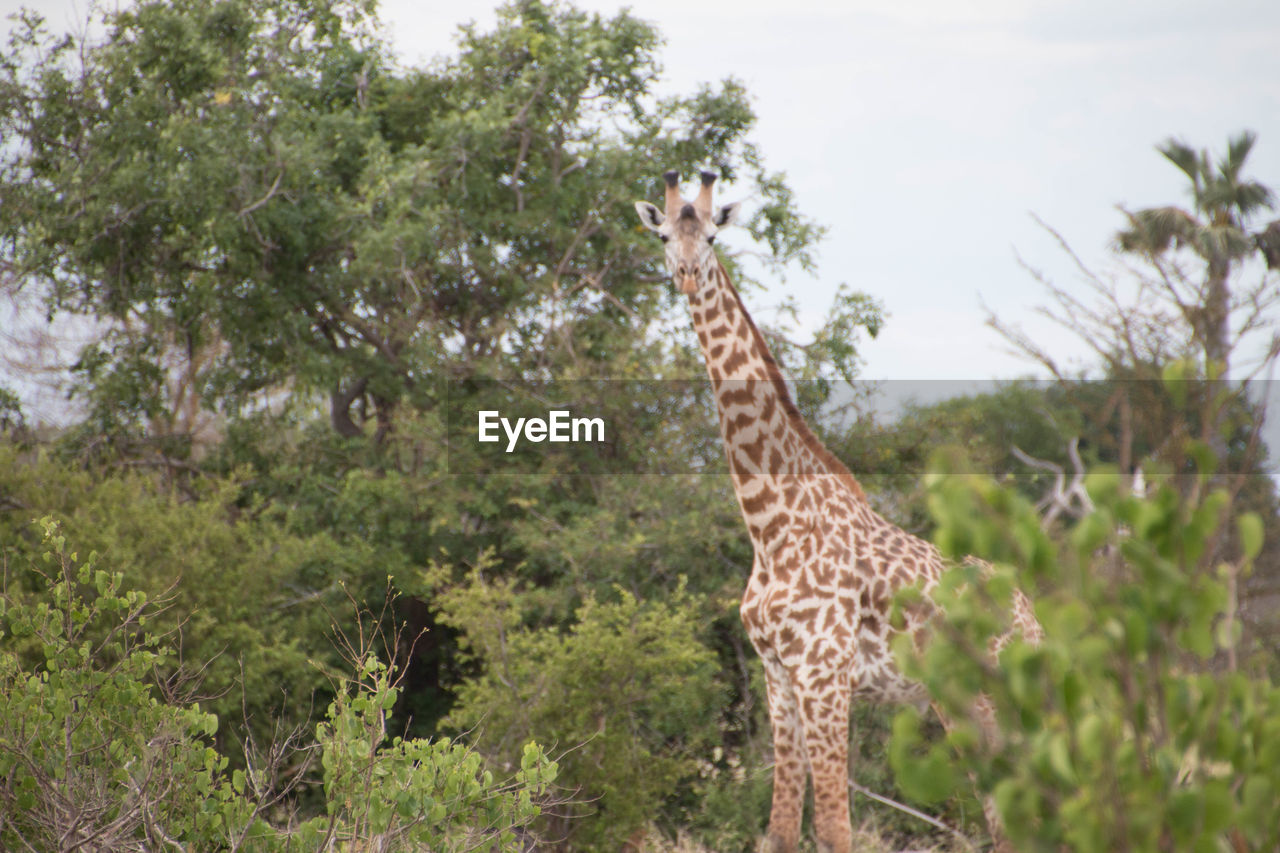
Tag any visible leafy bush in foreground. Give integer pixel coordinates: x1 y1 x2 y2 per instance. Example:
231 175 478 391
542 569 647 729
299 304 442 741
891 463 1280 852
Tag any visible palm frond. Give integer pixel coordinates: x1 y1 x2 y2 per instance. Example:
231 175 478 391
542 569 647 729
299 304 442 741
1220 130 1258 182
1197 178 1273 225
1256 220 1280 270
1198 181 1243 220
1122 132 1278 272
1158 138 1201 184
1116 206 1198 254
1196 223 1252 262
1234 180 1275 216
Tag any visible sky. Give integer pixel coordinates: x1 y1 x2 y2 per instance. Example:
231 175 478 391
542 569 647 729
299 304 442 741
5 0 1280 398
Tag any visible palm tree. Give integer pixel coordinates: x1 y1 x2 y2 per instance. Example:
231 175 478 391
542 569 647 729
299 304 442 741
1116 131 1275 373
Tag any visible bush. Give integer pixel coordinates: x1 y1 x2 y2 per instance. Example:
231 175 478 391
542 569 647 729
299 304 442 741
0 517 251 849
0 449 356 756
0 518 556 851
296 652 557 851
890 463 1280 852
437 568 721 849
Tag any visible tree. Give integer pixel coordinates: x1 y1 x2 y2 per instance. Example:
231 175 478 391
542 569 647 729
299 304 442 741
988 133 1280 661
993 135 1278 495
0 446 361 760
0 518 248 850
0 0 842 452
992 133 1279 467
1116 132 1277 376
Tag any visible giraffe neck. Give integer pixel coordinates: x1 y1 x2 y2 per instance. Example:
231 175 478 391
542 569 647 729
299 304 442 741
688 263 865 543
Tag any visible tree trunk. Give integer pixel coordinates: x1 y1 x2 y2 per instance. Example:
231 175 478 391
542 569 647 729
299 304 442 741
331 377 369 438
1202 259 1231 475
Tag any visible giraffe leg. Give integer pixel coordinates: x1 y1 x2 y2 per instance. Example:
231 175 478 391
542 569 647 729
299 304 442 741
932 699 1014 853
759 656 805 853
797 669 852 853
971 695 1017 853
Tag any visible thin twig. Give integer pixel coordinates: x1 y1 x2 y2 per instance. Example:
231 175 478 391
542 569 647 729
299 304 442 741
848 780 976 849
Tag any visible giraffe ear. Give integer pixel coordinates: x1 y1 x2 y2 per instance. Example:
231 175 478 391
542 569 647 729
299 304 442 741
712 201 741 228
634 201 665 232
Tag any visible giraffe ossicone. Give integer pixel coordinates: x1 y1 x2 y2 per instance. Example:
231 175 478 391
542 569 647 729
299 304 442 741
634 170 1040 853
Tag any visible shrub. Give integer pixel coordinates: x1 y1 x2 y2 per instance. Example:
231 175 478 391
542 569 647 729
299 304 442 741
438 568 721 849
0 518 556 851
295 652 557 851
0 517 250 849
891 464 1280 852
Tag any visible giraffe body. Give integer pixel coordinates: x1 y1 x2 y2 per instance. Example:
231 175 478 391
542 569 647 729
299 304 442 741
636 171 1038 853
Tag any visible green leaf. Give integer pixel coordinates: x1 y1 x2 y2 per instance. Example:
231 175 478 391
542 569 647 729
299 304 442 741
1202 779 1233 833
1076 713 1107 765
1237 512 1264 561
1046 731 1075 784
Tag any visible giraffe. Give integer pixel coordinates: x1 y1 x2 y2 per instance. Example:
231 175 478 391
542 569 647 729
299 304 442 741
634 170 1040 853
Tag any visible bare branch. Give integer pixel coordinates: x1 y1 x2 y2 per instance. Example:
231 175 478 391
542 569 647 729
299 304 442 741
1012 437 1094 525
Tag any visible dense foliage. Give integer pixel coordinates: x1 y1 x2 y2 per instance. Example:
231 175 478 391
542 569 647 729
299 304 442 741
0 519 556 851
891 454 1279 852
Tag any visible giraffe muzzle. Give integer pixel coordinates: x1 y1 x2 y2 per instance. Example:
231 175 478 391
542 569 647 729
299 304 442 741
676 263 699 294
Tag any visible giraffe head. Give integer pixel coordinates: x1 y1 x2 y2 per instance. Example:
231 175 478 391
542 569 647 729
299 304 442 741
635 170 741 295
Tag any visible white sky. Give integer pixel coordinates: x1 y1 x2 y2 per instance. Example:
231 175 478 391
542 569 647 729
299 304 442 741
6 0 1280 393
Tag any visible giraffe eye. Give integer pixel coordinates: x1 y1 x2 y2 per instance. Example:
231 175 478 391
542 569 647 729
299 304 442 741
660 234 669 243
707 234 716 245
